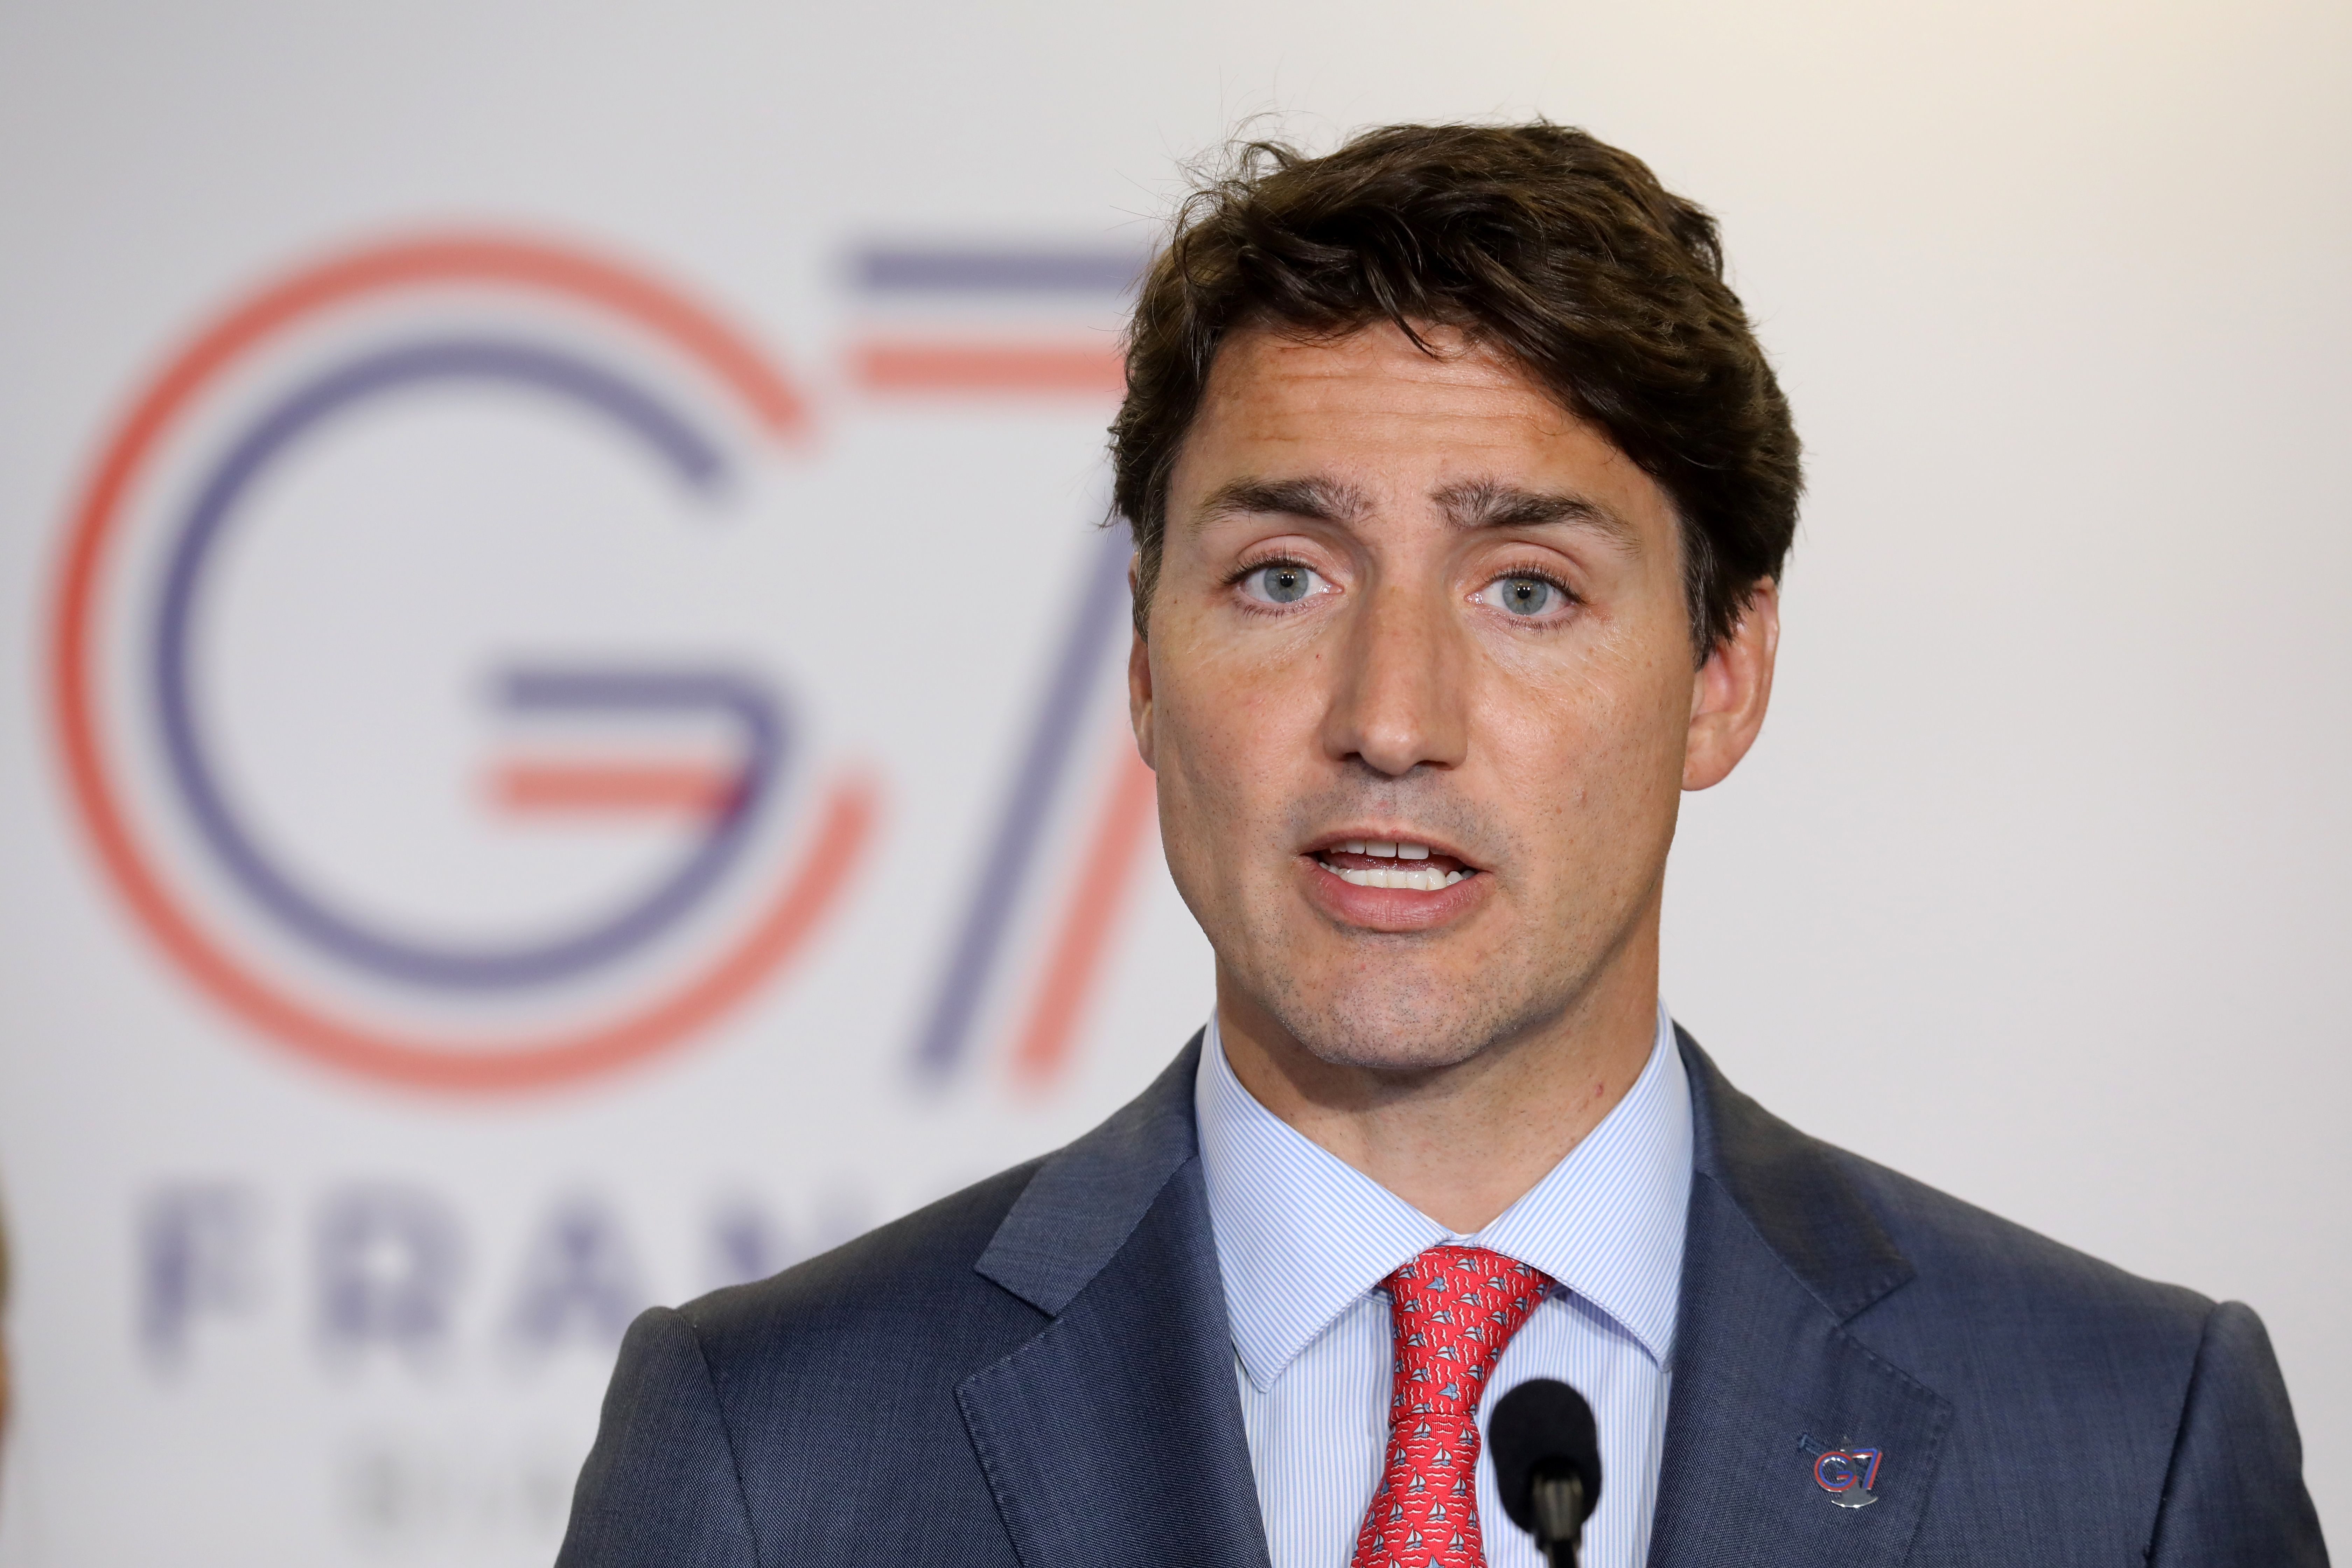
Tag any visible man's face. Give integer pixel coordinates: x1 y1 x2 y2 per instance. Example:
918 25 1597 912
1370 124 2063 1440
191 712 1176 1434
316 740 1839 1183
1132 321 1772 1074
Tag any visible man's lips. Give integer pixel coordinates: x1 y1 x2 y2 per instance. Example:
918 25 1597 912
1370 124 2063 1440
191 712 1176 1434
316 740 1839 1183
1296 834 1489 930
1305 833 1479 887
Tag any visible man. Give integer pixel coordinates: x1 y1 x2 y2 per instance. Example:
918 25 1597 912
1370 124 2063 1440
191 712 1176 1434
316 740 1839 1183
558 124 2325 1566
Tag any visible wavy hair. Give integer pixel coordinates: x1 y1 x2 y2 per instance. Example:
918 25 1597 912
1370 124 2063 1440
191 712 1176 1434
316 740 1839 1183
1111 122 1802 657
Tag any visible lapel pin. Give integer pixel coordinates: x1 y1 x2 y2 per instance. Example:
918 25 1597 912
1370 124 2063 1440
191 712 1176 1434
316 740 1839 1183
1812 1442 1882 1509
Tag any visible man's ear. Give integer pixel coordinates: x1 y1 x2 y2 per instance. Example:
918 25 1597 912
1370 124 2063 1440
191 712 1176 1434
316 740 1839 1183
1127 555 1156 769
1684 579 1778 790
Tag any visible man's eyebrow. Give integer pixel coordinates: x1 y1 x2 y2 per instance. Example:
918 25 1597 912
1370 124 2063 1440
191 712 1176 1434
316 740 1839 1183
1193 475 1372 529
1433 479 1640 546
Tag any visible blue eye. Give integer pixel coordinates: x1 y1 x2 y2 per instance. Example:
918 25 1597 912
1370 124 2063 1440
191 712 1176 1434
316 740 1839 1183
1485 575 1559 616
1244 563 1321 604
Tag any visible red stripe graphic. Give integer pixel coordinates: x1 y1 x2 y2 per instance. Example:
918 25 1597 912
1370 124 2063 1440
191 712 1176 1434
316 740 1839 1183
1010 744 1158 1086
491 762 746 814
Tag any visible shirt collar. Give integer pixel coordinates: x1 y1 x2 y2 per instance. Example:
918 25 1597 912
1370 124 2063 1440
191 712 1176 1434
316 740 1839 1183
1195 1002 1692 1393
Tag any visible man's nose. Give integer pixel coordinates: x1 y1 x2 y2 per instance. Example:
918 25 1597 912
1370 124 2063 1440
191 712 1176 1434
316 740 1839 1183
1319 578 1470 777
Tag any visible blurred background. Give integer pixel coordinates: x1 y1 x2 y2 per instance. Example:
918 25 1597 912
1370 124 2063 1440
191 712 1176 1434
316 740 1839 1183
1 0 2346 1560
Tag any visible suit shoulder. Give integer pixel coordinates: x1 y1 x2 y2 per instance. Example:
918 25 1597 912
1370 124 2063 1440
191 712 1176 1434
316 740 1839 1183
1826 1140 2213 1348
676 1158 1049 1370
1753 1123 2315 1560
1687 1035 2213 1346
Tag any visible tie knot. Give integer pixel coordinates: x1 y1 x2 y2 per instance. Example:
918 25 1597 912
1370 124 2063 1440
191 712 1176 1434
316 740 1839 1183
1381 1244 1551 1417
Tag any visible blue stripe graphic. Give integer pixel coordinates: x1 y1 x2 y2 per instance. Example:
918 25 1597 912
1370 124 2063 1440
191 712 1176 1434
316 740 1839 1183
909 524 1133 1077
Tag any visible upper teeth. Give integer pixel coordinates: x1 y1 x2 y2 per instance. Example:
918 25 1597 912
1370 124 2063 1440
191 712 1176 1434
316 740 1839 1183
1331 864 1463 890
1344 840 1432 860
1327 839 1463 891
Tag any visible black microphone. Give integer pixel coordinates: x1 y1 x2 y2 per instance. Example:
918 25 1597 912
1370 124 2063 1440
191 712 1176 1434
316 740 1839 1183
1488 1379 1602 1568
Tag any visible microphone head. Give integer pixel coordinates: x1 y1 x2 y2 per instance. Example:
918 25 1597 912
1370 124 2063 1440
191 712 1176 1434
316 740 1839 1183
1488 1378 1603 1532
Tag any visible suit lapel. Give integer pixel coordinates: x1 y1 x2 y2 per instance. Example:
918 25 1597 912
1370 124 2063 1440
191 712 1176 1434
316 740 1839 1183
1646 1030 1952 1568
959 1035 1271 1568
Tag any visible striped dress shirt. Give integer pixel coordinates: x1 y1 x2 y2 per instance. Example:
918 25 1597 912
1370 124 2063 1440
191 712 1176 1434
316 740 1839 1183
1194 1003 1692 1568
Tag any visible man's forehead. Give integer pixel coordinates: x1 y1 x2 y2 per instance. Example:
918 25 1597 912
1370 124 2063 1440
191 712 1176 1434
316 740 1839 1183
1173 322 1662 527
1202 320 1574 425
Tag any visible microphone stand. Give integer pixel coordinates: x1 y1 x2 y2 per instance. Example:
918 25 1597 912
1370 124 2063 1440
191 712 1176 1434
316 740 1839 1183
1530 1470 1585 1568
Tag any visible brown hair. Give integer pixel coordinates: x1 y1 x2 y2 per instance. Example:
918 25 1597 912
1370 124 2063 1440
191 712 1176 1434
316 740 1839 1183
1111 122 1801 657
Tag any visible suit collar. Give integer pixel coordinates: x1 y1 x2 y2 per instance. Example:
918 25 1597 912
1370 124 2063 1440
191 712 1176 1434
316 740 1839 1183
1679 1024 1913 1323
977 1021 1911 1330
1648 1028 1951 1568
963 1023 1953 1568
962 1031 1272 1568
975 1030 1207 1315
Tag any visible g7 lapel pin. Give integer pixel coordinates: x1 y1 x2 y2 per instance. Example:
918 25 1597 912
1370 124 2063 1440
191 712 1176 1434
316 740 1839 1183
1812 1441 1883 1510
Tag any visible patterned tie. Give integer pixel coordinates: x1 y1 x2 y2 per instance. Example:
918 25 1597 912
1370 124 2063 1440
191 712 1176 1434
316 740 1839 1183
1351 1245 1554 1568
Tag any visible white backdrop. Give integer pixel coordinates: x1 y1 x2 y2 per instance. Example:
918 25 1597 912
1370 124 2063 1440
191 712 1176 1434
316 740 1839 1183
1 1 2345 1561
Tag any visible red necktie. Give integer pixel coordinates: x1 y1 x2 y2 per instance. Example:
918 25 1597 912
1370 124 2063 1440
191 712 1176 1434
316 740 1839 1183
1350 1245 1554 1568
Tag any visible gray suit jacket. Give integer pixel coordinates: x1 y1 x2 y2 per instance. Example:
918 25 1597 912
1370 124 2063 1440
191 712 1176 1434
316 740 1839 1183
558 1029 2327 1566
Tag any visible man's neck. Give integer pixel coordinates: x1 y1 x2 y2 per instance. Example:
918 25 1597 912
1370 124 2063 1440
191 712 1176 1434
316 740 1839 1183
1213 953 1662 1234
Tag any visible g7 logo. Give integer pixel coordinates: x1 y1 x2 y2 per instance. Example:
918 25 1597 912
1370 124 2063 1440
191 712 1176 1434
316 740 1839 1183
51 234 875 1093
1814 1446 1883 1509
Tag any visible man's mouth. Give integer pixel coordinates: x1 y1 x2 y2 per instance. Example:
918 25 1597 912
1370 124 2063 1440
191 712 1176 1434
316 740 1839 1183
1310 839 1478 892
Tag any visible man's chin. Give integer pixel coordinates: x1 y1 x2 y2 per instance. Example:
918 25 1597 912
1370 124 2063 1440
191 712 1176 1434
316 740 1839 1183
1252 979 1542 1080
1291 1032 1494 1077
